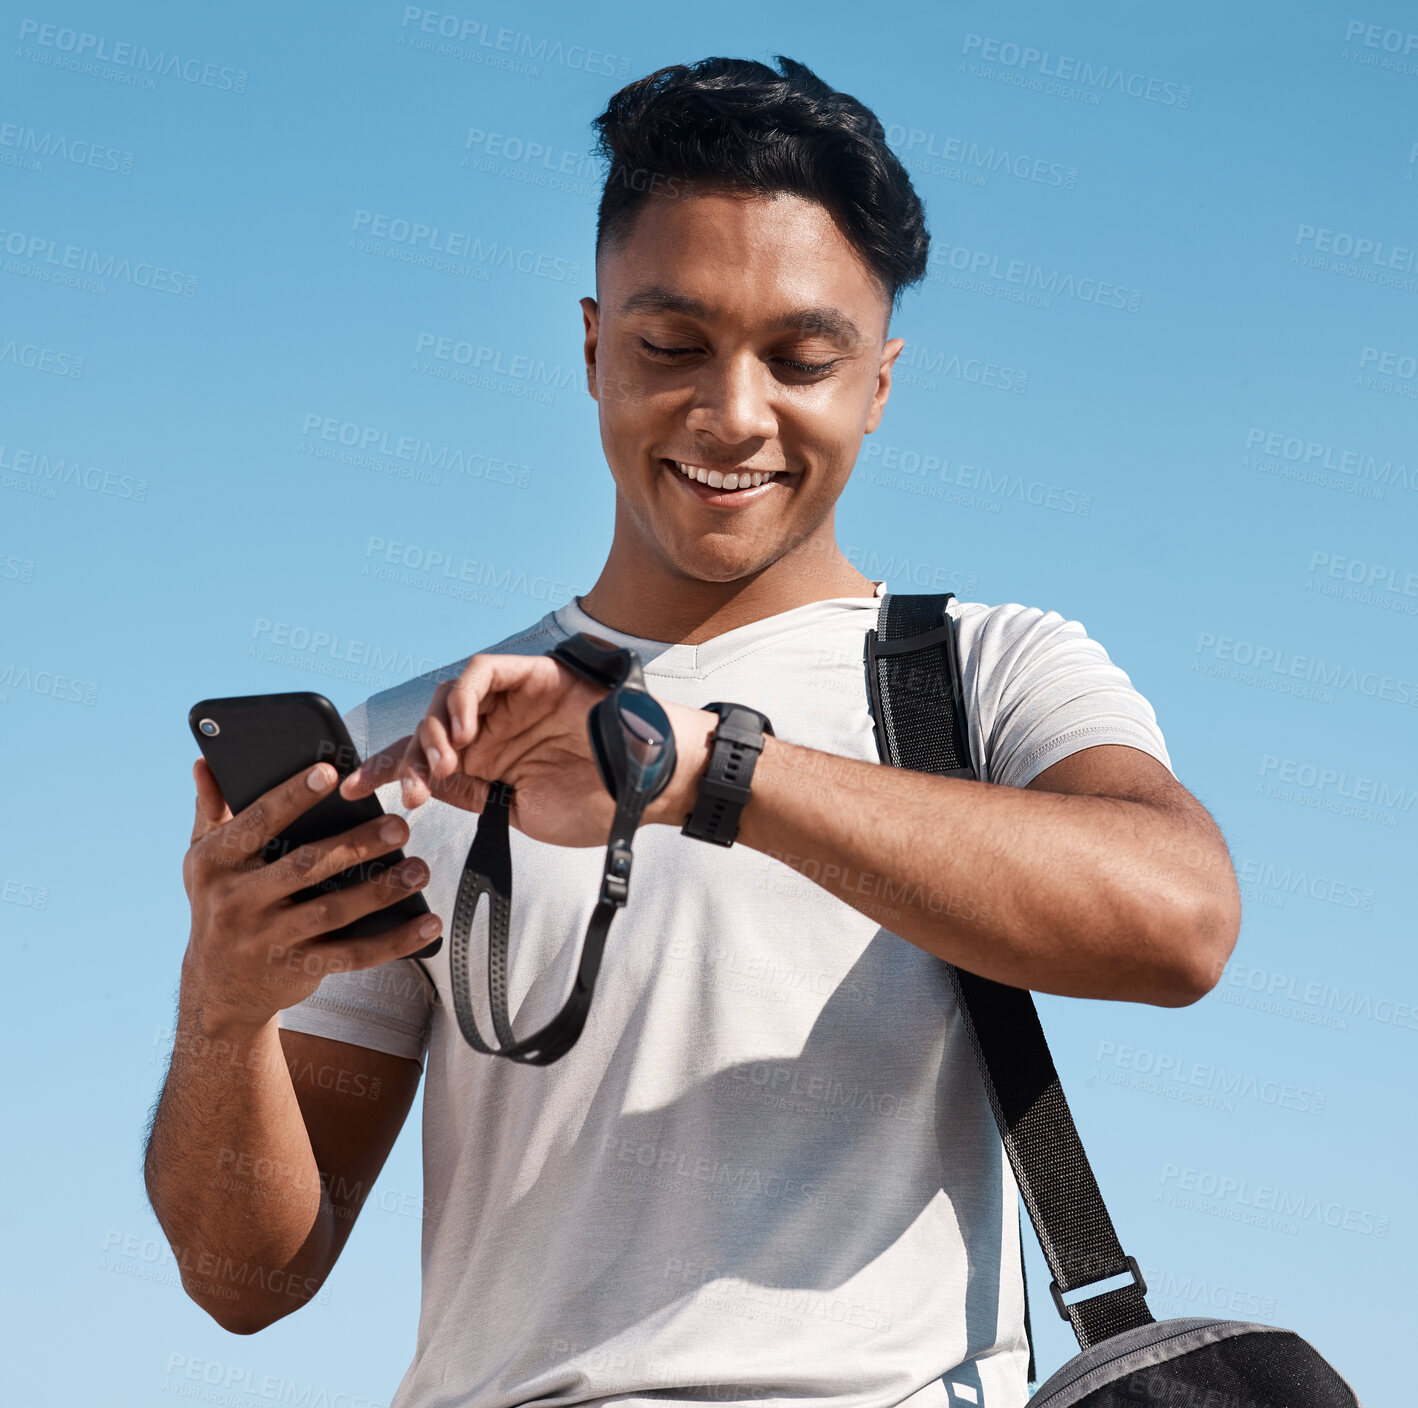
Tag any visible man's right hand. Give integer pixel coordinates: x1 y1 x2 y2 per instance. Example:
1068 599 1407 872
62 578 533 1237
181 756 442 1035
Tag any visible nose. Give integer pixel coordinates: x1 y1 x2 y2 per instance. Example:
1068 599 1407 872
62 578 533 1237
683 352 778 447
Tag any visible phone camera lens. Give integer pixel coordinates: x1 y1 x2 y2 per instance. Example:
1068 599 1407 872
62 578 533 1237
198 718 220 736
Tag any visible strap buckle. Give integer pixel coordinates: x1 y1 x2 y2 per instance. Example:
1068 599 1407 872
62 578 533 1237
599 841 632 907
1049 1255 1146 1320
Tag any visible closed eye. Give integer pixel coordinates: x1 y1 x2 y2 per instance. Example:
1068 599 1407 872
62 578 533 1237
639 338 697 359
776 356 841 375
638 338 840 377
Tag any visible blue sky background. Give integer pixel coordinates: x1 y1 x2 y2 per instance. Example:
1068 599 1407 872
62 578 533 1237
3 1 1415 1402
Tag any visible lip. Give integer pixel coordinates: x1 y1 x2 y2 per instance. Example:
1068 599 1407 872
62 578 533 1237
661 458 792 508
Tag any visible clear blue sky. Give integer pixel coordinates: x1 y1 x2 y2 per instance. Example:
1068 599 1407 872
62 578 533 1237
3 1 1414 1403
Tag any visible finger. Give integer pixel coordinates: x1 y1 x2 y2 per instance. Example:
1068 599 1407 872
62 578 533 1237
275 854 432 945
211 761 340 871
416 710 457 789
191 757 233 845
423 767 493 813
339 734 414 800
399 729 435 810
265 812 412 896
445 653 555 747
296 910 445 980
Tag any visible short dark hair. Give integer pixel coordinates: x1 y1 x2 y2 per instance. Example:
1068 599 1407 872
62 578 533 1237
591 55 929 313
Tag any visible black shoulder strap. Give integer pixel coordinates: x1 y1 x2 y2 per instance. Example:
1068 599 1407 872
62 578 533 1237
867 592 1155 1356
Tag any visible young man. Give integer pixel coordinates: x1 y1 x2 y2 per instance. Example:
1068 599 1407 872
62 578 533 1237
148 56 1240 1408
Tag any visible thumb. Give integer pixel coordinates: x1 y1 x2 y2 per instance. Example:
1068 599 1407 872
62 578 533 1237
191 756 233 844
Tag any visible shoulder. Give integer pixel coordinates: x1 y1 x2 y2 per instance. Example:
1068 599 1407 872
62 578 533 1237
948 598 1098 660
358 611 567 755
942 598 1170 787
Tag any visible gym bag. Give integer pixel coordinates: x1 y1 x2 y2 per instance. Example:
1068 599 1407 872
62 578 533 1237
865 591 1362 1407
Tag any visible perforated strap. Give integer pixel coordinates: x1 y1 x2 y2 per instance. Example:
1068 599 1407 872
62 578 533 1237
447 779 621 1066
871 592 1155 1352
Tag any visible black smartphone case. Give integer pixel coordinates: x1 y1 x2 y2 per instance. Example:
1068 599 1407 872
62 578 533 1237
188 691 441 959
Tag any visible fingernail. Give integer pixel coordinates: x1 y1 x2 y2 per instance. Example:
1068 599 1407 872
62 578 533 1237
380 818 404 843
307 764 333 791
419 915 441 938
427 746 441 772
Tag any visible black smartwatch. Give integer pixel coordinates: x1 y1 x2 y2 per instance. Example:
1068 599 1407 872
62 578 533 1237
681 702 774 847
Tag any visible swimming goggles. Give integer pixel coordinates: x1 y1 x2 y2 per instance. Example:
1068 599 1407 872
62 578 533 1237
447 632 677 1064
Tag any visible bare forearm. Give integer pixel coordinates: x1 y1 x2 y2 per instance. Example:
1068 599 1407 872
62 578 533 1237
735 736 1228 1005
144 968 333 1331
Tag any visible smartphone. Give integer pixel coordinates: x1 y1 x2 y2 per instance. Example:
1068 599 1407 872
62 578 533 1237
188 691 441 958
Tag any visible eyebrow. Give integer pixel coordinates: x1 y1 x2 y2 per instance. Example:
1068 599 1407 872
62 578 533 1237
618 285 865 347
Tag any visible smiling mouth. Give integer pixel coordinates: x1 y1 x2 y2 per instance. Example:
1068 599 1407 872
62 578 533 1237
664 458 791 493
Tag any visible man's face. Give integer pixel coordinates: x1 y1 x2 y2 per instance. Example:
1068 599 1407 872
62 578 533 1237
581 189 904 585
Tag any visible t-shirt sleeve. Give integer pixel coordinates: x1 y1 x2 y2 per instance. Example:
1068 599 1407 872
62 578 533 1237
960 602 1174 790
276 696 435 1067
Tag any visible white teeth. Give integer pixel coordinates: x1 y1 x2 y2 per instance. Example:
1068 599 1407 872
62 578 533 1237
674 461 778 492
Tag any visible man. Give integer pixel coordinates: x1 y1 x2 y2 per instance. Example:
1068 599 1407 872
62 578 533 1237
147 55 1241 1408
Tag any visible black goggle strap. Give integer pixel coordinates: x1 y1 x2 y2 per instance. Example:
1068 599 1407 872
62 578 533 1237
549 634 643 692
448 778 651 1066
448 661 658 1066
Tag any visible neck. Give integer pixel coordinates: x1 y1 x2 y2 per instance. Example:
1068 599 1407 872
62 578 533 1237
577 519 877 647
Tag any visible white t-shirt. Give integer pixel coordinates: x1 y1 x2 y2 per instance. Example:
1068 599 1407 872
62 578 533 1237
279 584 1172 1408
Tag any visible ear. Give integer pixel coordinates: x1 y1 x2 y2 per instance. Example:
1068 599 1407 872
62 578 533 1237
580 296 600 402
864 336 905 434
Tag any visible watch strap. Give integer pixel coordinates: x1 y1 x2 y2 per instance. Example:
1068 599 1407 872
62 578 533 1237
681 702 773 846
